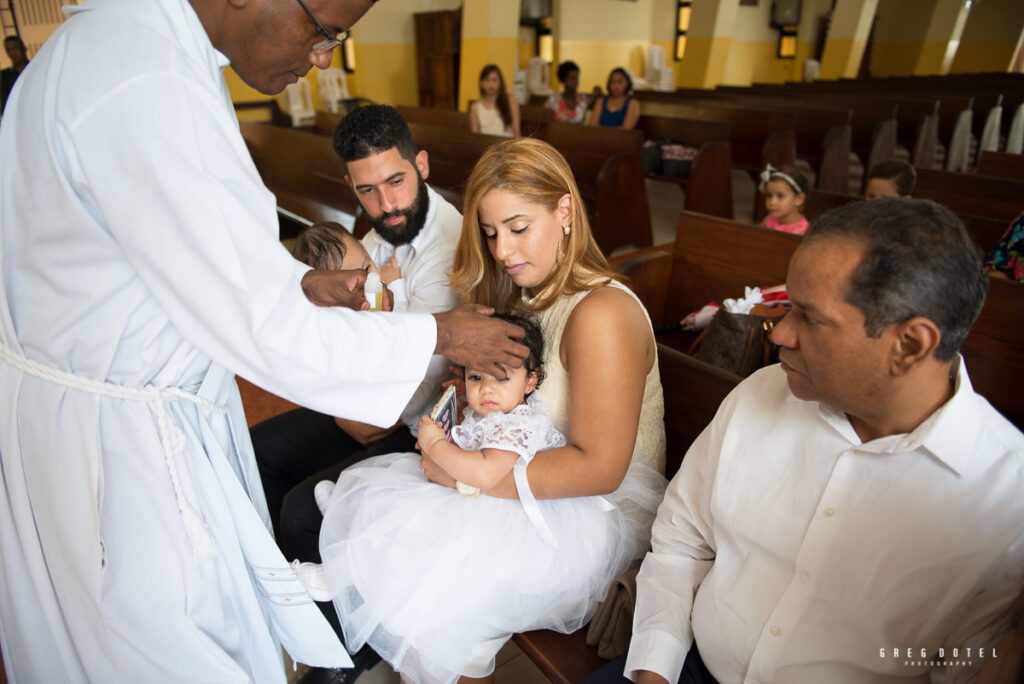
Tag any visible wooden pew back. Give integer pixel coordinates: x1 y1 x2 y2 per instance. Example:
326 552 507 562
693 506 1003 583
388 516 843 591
665 211 800 326
637 90 853 193
914 168 1024 223
239 121 358 236
976 151 1024 181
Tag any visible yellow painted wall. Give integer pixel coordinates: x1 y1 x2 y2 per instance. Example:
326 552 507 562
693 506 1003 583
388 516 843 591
869 0 970 77
555 0 673 92
458 0 519 111
720 0 808 85
950 0 1024 73
819 0 879 79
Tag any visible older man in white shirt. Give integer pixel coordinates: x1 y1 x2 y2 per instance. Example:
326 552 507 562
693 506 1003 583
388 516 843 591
0 1 527 682
588 199 1024 684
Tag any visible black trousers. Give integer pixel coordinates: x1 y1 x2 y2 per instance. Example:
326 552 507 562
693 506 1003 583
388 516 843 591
580 642 718 684
250 407 416 562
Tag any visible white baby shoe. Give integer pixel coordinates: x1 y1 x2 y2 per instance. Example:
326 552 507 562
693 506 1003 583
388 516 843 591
314 480 335 514
292 560 332 601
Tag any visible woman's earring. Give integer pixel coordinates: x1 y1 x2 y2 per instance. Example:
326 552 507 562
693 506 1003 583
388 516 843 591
562 224 571 235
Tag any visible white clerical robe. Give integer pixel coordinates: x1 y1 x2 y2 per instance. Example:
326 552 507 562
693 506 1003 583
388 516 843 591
0 0 437 682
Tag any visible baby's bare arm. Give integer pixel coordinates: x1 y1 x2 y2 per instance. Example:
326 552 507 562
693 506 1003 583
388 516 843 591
418 416 518 490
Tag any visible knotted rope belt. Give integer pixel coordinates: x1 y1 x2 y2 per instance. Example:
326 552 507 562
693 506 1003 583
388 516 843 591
0 340 226 558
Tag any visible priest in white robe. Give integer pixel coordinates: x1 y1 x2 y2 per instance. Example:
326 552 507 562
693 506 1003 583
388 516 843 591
0 0 526 682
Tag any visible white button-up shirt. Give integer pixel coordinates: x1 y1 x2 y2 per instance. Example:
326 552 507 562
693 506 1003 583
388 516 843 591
362 185 462 430
626 362 1024 684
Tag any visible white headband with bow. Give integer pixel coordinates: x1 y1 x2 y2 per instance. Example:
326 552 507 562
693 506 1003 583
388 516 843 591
759 164 804 194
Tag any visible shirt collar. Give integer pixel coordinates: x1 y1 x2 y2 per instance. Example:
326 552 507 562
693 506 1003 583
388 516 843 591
807 357 983 475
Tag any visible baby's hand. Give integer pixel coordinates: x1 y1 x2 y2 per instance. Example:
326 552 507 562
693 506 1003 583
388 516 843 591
417 415 446 451
380 256 401 285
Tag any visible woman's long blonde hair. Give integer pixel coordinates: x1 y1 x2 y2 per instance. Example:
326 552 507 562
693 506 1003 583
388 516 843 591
450 138 620 312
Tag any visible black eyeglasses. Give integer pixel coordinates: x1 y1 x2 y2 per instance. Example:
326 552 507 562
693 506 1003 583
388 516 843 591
295 0 349 52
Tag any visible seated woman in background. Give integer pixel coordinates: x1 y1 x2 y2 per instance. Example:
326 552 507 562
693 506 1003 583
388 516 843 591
545 61 591 124
469 64 520 138
588 67 639 130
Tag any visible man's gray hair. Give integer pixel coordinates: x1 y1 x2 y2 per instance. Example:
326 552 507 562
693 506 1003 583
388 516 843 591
804 198 989 362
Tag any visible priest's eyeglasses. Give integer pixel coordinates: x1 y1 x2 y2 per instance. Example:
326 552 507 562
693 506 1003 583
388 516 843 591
295 0 349 52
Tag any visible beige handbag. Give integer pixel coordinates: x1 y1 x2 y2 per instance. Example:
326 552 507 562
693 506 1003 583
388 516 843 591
585 560 642 659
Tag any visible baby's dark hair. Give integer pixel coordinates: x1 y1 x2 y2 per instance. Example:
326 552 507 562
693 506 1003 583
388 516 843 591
867 159 917 196
481 311 546 390
292 222 353 270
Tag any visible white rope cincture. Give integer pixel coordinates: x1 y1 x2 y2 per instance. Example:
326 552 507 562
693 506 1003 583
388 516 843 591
0 341 225 560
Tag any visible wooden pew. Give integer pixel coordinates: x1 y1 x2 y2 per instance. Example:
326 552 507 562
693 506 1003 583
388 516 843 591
512 344 741 684
239 121 359 238
638 90 853 194
715 85 901 181
633 116 733 219
803 190 1010 250
767 81 975 171
976 151 1024 182
634 101 796 220
914 168 1024 223
518 104 735 221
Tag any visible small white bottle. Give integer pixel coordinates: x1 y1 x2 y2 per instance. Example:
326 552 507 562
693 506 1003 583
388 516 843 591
364 272 383 312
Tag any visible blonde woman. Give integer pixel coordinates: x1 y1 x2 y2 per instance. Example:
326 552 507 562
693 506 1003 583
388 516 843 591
313 138 666 684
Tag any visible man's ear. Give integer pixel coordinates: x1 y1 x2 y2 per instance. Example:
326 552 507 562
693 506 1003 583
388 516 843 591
890 316 942 376
344 174 354 189
415 150 430 181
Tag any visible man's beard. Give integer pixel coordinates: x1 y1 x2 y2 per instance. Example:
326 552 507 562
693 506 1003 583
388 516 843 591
366 175 430 246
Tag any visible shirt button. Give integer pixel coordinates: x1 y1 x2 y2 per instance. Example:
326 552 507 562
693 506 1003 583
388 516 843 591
823 507 837 518
770 626 782 637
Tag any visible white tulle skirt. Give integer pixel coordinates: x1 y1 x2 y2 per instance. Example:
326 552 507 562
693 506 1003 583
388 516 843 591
318 453 666 684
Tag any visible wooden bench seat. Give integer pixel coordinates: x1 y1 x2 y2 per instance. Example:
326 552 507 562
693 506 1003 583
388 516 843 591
638 90 853 194
803 189 1010 250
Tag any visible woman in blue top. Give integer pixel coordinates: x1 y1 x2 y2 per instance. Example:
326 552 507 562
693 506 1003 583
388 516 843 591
588 67 639 130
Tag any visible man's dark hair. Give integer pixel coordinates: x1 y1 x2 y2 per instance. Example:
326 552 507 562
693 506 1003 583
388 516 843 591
291 221 352 270
805 198 989 362
332 104 417 167
494 311 546 389
556 61 580 84
867 160 917 196
4 36 23 48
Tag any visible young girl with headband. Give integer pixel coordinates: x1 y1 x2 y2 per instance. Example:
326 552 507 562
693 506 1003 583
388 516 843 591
759 164 809 235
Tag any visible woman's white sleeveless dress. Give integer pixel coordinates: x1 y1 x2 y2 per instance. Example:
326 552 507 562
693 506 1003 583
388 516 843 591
317 280 667 684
